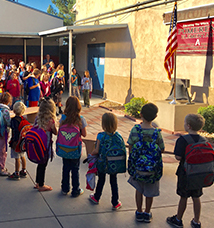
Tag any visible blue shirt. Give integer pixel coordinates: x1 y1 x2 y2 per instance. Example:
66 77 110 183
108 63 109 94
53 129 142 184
60 114 87 129
28 77 40 101
71 75 78 87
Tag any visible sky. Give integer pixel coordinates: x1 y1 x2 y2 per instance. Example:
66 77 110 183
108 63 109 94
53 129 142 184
14 0 57 13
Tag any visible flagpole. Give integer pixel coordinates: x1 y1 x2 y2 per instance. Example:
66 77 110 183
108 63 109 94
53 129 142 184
170 51 177 104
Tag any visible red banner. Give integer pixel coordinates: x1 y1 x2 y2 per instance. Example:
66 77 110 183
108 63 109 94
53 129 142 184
177 19 214 55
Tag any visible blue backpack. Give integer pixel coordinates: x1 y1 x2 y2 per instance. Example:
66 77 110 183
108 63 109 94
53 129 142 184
96 132 126 174
128 125 163 183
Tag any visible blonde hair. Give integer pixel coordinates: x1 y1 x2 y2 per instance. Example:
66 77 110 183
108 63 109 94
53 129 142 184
102 113 117 134
185 114 205 131
37 98 56 130
13 101 26 116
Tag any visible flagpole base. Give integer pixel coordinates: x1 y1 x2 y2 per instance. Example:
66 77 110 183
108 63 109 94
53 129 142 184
169 99 177 104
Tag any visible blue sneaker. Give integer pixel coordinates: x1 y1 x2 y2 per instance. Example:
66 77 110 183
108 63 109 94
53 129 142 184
135 211 144 222
142 212 152 223
167 215 183 228
191 219 201 228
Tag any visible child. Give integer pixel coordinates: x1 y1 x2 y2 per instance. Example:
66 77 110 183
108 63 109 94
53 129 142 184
89 112 125 210
27 68 41 107
81 70 90 107
6 71 20 108
0 70 6 95
71 68 80 99
51 70 65 115
8 102 27 180
34 97 57 191
40 72 51 97
166 114 205 228
59 96 87 196
127 103 164 222
0 92 12 176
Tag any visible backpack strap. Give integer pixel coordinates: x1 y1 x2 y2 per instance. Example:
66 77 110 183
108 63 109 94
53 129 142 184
182 134 206 144
136 124 143 141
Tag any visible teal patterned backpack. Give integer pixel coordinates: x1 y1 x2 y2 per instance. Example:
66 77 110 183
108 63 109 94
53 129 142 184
128 125 163 183
97 132 126 174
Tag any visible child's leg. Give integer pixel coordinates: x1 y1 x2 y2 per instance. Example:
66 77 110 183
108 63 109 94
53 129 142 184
20 156 26 170
192 197 201 224
176 197 188 220
110 174 119 206
94 172 106 201
15 158 20 172
0 138 7 171
136 190 143 212
61 158 72 193
145 197 153 214
70 159 81 195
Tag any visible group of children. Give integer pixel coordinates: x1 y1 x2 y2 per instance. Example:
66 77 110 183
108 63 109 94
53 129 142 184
0 91 209 227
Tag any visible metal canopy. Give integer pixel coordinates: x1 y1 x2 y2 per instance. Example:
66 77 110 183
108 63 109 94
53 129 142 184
0 32 39 39
39 24 128 37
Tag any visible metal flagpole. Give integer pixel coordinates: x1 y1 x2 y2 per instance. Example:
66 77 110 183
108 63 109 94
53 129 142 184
170 51 177 104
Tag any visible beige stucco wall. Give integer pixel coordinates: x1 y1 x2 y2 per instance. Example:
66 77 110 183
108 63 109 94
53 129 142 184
0 0 63 33
75 0 214 104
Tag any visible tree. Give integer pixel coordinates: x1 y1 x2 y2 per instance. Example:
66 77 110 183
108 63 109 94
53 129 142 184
47 0 76 26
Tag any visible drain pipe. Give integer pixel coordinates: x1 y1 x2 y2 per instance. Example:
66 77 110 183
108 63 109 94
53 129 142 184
74 0 181 25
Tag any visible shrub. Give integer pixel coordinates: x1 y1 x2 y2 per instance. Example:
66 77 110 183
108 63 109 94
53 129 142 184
198 105 214 133
124 97 148 118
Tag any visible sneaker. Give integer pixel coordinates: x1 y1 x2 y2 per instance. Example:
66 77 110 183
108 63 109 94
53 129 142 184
0 169 10 176
166 215 183 228
71 188 84 197
191 219 201 228
61 190 68 195
19 170 27 178
112 201 122 210
135 211 144 222
8 172 20 180
89 194 99 204
142 212 152 223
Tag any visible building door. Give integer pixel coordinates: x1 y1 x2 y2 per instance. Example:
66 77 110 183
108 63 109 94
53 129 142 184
87 43 105 96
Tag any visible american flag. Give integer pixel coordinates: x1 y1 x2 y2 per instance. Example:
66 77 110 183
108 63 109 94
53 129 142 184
164 2 178 80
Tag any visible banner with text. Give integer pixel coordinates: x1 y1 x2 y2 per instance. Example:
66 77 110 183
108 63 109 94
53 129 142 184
177 19 214 55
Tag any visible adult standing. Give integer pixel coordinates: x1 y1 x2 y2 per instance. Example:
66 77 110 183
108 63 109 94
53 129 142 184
71 68 80 99
43 54 52 70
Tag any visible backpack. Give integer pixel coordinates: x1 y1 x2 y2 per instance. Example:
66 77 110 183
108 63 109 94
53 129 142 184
96 132 126 175
0 108 6 137
128 125 163 184
25 127 49 164
56 124 82 159
26 77 35 95
183 135 214 190
15 116 32 153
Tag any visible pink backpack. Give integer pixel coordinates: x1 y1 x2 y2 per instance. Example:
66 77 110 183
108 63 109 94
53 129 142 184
56 124 82 159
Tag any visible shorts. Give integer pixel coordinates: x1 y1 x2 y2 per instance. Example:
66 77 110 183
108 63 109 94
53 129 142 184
11 148 25 159
177 174 203 198
128 176 159 197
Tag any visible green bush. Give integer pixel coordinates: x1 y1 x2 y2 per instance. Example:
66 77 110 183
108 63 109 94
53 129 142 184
124 97 148 118
198 105 214 133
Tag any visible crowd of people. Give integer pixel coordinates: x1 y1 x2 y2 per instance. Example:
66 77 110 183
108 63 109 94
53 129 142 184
0 55 93 114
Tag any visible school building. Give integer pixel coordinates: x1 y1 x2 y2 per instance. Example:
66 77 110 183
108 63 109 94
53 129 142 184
73 0 214 105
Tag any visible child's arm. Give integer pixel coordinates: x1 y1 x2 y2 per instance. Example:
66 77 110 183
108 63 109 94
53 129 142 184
91 139 100 155
81 127 87 137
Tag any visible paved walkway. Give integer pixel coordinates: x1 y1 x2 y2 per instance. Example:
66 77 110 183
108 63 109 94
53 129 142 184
0 93 213 228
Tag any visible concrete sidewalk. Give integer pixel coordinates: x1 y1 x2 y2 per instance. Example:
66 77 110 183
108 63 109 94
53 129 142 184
0 93 213 228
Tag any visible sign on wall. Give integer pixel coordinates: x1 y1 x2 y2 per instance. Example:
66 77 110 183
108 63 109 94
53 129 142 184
177 19 214 55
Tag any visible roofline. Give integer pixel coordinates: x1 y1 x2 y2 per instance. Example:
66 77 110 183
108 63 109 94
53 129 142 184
0 31 39 38
5 0 63 21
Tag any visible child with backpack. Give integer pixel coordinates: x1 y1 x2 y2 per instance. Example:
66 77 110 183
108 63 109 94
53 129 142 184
166 114 207 228
127 103 164 223
89 112 126 210
0 92 12 176
8 101 28 180
56 96 87 197
33 97 57 191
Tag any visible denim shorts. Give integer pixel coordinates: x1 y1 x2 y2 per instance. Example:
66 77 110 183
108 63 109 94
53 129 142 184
11 149 25 159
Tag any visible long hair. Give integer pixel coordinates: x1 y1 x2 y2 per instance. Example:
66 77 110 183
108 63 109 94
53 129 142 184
37 97 56 130
61 96 82 128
